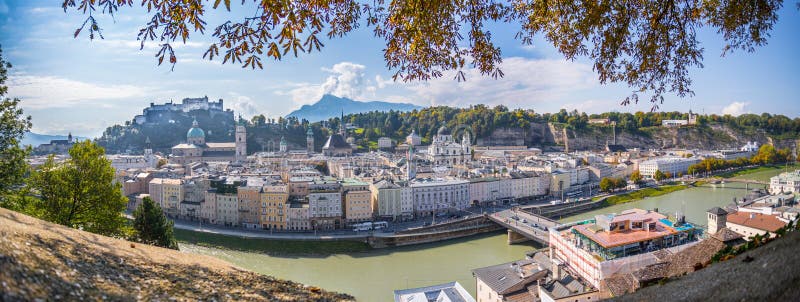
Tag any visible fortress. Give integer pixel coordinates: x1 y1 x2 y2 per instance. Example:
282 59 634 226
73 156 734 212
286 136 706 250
134 96 234 125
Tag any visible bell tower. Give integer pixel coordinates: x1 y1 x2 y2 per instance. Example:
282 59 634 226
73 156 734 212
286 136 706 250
235 117 247 162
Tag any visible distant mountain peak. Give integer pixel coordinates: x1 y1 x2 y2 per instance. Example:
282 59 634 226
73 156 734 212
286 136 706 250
286 94 422 122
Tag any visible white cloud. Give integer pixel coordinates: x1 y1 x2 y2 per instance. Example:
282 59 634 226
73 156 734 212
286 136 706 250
226 93 260 118
281 61 373 108
404 57 596 108
7 73 153 109
722 101 749 116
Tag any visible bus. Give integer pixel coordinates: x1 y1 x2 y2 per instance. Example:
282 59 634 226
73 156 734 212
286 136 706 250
373 221 389 230
353 222 373 232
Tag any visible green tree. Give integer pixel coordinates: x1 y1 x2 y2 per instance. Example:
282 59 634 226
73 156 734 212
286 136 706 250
0 46 32 204
630 171 643 184
63 0 786 108
30 141 128 236
133 197 178 250
654 170 667 182
599 177 613 192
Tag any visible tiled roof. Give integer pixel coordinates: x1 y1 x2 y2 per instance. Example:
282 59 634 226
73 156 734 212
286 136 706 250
471 259 546 295
726 211 787 232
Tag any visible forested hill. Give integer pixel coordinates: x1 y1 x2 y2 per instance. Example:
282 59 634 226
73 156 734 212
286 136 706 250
96 104 800 154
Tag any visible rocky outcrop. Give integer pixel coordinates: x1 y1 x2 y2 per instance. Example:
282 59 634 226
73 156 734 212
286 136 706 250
478 123 798 151
0 208 353 301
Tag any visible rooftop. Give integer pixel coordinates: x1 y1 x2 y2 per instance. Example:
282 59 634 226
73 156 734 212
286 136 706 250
393 281 474 302
471 258 547 295
726 211 787 233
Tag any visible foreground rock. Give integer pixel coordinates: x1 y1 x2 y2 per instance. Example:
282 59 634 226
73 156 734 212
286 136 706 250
0 208 353 301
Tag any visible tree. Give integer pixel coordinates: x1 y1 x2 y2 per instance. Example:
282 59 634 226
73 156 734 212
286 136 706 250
0 46 32 202
29 141 128 236
654 170 667 182
133 197 178 250
62 0 785 108
630 171 643 184
599 177 613 192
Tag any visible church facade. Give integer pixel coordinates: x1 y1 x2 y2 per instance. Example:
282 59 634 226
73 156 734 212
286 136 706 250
426 126 471 166
170 119 246 164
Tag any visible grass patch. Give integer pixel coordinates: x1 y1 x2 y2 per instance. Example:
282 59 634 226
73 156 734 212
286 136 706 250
719 164 800 180
174 228 372 255
603 184 689 206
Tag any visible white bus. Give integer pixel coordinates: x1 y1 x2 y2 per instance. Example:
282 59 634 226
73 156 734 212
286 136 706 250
353 222 373 232
372 221 388 230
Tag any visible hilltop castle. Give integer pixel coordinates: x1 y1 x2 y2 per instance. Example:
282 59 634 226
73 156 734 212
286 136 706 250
134 96 234 125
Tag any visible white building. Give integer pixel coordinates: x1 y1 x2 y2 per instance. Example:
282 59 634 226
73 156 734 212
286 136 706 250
411 178 470 216
770 170 800 194
286 202 310 231
426 126 471 166
215 192 239 227
393 281 475 302
371 179 413 220
308 191 343 230
662 119 688 127
638 157 700 178
406 130 421 146
377 137 393 149
741 141 759 152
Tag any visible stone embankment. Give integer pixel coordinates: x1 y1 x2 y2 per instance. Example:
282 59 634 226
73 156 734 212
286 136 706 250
0 208 353 301
370 216 503 248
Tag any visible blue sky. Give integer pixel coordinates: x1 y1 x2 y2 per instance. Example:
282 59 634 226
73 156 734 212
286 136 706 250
0 0 798 137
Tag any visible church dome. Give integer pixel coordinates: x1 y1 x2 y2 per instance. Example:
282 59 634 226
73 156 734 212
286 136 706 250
437 126 451 135
187 120 205 140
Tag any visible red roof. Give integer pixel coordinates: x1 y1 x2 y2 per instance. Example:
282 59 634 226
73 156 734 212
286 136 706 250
726 211 786 232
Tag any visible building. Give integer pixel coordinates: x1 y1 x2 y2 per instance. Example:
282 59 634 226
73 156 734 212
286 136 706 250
170 119 241 164
426 126 472 166
724 211 787 239
345 190 372 223
306 128 315 153
741 141 759 152
406 130 421 146
261 184 289 230
706 207 728 235
133 96 233 125
769 170 800 194
378 137 393 149
201 190 218 224
410 178 470 216
661 119 688 127
371 179 413 221
237 185 262 229
215 191 239 227
148 178 183 217
286 200 310 231
279 136 288 153
308 191 343 230
638 157 700 178
549 209 702 287
393 281 475 302
34 133 75 154
472 258 548 302
322 113 353 157
235 119 247 162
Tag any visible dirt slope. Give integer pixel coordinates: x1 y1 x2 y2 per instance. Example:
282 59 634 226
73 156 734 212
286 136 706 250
0 207 353 301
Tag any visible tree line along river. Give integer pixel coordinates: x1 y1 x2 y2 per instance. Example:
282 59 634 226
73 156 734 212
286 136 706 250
178 181 765 301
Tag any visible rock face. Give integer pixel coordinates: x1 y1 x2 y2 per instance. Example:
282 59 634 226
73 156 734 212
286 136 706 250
0 208 353 301
478 122 799 151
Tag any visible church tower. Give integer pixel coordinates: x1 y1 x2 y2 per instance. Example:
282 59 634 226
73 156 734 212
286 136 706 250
235 117 247 163
461 130 471 155
306 128 314 153
144 136 156 167
407 144 416 180
279 136 287 153
339 110 346 137
707 207 728 235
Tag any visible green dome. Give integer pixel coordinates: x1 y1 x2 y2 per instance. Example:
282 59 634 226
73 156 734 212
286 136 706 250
187 127 205 139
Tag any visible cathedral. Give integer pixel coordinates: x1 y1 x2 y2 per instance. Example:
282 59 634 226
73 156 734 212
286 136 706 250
322 113 353 157
170 119 247 164
426 125 472 166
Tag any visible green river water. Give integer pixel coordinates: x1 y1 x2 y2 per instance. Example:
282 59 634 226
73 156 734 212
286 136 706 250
180 181 766 301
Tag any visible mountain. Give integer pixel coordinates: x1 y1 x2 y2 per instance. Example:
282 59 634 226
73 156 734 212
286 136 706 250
286 94 423 122
21 132 90 147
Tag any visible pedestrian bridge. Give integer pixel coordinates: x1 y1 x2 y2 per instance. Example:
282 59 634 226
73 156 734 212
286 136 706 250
487 208 558 245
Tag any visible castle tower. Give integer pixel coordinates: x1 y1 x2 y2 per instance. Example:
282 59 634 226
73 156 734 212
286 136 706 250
67 132 73 144
306 128 314 153
707 207 728 235
235 118 247 163
279 136 287 153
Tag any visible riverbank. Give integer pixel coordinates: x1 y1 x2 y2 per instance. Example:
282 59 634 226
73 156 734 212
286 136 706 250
720 163 800 181
174 229 373 255
597 183 689 206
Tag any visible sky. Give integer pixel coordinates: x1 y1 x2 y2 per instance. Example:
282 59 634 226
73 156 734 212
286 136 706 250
0 1 798 137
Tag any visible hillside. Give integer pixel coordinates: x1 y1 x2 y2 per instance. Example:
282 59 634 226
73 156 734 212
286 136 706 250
0 207 353 301
286 94 422 122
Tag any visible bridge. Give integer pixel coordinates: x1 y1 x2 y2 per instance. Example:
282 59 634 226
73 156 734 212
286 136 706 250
487 208 558 245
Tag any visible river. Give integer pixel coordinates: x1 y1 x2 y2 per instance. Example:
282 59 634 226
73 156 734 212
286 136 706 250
179 181 764 301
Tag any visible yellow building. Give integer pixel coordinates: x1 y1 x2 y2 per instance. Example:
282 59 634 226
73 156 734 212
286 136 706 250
261 184 289 230
345 190 372 223
148 178 184 218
